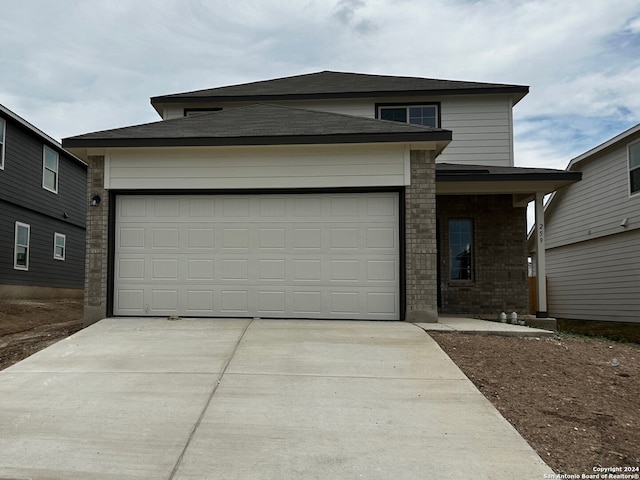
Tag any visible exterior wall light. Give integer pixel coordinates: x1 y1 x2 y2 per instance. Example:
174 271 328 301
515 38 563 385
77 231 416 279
90 195 101 207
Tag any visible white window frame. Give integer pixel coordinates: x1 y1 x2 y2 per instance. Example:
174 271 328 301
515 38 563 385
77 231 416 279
54 232 66 260
43 145 59 193
377 103 440 128
629 140 640 197
0 117 5 170
14 222 30 271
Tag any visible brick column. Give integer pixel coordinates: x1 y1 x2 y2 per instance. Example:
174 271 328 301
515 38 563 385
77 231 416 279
84 155 109 326
405 150 438 322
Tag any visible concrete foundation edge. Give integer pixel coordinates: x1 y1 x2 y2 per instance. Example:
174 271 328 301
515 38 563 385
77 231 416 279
84 305 107 327
405 309 439 323
0 285 83 300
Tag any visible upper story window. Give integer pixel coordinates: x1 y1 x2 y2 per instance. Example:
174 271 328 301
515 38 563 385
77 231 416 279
377 104 439 128
184 108 223 117
0 117 5 170
629 140 640 195
43 145 59 193
14 222 30 270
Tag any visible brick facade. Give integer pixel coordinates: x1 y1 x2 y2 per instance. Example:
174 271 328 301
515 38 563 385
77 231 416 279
404 150 438 322
84 155 109 325
436 194 528 316
81 152 526 324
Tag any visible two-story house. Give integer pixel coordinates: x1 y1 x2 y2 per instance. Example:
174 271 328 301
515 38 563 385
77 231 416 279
0 104 87 299
531 123 640 324
62 71 579 325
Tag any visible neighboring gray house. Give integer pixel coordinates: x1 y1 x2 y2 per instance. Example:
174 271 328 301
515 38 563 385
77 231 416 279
62 71 579 325
0 104 87 299
533 123 640 323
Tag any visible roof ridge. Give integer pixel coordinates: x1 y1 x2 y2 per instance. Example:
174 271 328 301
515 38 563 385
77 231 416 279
150 71 529 108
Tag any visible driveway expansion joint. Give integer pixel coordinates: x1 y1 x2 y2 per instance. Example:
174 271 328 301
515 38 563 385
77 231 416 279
167 318 253 480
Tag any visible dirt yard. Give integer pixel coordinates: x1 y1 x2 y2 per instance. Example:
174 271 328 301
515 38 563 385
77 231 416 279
0 299 83 370
432 332 640 476
1 300 639 475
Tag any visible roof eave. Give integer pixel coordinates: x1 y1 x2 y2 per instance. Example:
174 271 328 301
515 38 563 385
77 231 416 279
0 104 88 168
436 171 582 195
62 131 452 150
151 87 529 107
566 123 640 170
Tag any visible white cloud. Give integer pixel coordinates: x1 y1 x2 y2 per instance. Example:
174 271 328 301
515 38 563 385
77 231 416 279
0 0 639 154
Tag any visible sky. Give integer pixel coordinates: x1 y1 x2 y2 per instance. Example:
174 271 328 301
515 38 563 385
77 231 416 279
2 0 640 173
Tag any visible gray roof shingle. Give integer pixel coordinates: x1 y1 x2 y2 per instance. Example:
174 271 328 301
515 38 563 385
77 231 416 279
63 103 452 148
436 163 582 182
151 70 529 105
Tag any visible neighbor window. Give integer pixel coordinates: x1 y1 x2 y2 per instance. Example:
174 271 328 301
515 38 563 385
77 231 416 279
43 145 59 193
449 219 473 281
629 141 640 195
378 104 439 128
0 117 5 169
54 233 66 260
14 222 30 270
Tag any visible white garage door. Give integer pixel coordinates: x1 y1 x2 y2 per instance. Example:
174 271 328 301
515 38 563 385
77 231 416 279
114 193 399 320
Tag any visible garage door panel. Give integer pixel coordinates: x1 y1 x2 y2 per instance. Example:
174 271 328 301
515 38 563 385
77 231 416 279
186 290 214 314
367 260 397 282
257 290 287 314
220 290 249 313
293 229 322 249
222 229 249 249
115 289 145 313
292 259 322 281
367 292 398 315
115 193 399 319
188 228 215 248
154 198 181 217
151 289 178 312
366 228 396 249
292 291 322 314
330 260 360 281
187 259 215 280
330 292 360 314
367 196 397 216
117 258 145 280
221 259 249 281
119 228 145 248
258 228 286 249
151 259 179 280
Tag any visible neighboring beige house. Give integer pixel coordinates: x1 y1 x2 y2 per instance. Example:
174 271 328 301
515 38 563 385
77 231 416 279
532 123 640 323
63 71 579 325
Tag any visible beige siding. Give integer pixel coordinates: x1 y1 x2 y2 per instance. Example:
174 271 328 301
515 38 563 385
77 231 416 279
159 95 515 167
546 229 640 323
105 144 409 190
438 97 513 167
291 96 515 167
546 144 640 249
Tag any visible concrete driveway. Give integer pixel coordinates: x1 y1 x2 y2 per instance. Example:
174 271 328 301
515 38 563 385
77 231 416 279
0 318 553 479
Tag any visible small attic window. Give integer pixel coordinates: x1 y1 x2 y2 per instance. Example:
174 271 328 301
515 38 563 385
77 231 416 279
184 108 223 117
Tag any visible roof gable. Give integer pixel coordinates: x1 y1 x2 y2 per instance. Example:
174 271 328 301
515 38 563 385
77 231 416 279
151 71 529 109
565 122 640 171
0 103 86 167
